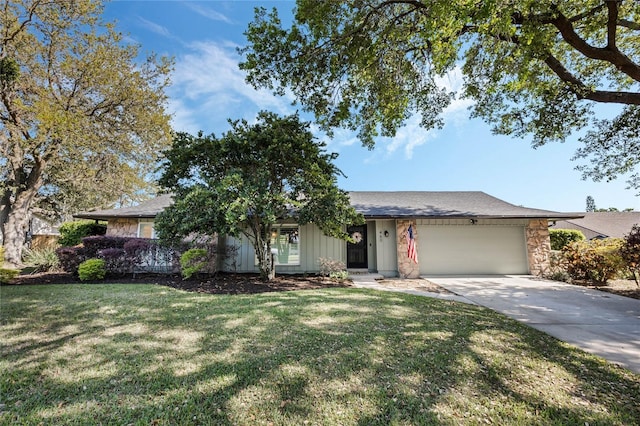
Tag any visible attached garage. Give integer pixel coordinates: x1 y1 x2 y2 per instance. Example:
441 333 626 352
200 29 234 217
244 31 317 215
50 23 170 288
417 221 529 275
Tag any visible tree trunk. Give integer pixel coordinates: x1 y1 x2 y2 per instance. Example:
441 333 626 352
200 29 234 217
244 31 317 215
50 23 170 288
2 189 36 267
255 238 275 281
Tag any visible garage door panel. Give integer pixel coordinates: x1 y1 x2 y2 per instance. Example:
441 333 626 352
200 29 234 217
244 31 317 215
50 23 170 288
417 225 528 275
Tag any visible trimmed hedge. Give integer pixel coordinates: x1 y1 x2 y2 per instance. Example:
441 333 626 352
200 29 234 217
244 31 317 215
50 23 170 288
58 220 106 246
78 258 106 281
550 229 585 250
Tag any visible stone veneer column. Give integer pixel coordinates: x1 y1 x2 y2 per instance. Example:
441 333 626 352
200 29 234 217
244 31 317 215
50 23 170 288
526 219 551 276
396 219 420 278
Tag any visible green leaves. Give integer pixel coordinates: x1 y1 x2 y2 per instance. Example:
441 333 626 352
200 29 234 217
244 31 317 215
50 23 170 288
240 1 640 187
155 112 363 279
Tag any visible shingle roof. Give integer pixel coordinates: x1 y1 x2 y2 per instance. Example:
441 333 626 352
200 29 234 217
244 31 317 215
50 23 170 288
75 191 580 221
550 211 640 239
349 191 581 219
74 194 173 219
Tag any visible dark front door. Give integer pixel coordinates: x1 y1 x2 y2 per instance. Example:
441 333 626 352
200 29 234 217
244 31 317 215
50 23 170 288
347 225 367 269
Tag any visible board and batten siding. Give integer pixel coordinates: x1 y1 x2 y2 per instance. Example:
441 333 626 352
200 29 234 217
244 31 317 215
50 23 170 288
371 220 398 277
416 218 529 275
222 223 345 274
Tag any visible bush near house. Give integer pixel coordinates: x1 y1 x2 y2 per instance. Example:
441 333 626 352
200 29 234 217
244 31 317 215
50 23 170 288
55 235 231 277
57 220 106 247
319 257 348 280
562 239 625 285
549 229 585 250
180 248 209 280
22 247 61 273
77 258 106 281
621 224 640 287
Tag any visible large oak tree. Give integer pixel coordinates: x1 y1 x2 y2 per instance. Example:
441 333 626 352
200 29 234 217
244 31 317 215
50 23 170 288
155 111 363 281
240 1 640 191
1 0 173 266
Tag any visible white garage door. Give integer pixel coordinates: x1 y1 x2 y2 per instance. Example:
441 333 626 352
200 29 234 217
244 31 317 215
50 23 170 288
417 225 528 275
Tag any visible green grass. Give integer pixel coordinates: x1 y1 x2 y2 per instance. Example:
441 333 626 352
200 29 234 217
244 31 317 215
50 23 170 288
1 284 639 425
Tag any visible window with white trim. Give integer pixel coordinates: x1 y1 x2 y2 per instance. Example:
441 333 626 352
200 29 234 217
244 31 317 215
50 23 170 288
270 225 300 265
137 220 156 239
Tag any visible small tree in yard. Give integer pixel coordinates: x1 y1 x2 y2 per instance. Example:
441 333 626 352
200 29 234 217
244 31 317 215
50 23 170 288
155 111 363 281
621 225 640 287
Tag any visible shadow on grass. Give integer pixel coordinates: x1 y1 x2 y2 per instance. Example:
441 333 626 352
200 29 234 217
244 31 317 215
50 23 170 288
1 284 639 425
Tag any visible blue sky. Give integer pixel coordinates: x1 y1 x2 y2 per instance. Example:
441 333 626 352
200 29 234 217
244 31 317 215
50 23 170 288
105 0 639 213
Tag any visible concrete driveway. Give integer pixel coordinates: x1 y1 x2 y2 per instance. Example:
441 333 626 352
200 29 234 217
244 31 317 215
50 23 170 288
426 275 640 374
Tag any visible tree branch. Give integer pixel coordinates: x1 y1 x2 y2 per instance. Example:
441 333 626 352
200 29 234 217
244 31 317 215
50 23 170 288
606 0 618 49
618 19 640 31
544 54 640 104
551 4 640 82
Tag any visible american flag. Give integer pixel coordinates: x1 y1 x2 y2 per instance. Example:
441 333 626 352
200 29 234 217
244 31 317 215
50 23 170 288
407 224 418 264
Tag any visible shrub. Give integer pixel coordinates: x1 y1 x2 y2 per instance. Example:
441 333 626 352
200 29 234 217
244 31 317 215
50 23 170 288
543 250 570 282
0 268 19 284
22 247 61 273
319 257 347 278
329 270 349 281
549 229 585 250
620 224 640 287
78 258 106 281
56 246 87 275
82 235 128 258
180 248 208 280
0 246 4 265
98 248 127 275
58 220 106 246
563 239 625 285
124 238 163 271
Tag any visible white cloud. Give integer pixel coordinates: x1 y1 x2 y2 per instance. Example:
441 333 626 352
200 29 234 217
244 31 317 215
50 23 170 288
168 40 295 133
369 66 473 160
185 3 233 24
138 17 172 38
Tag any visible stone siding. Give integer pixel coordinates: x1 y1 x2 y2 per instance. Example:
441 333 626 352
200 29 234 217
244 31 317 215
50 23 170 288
106 218 138 238
526 219 551 276
396 220 420 278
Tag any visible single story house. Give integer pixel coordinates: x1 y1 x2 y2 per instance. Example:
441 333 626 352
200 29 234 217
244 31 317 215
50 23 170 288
75 191 581 277
550 211 640 240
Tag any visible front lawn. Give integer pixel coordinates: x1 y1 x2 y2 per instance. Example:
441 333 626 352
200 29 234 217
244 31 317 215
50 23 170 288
1 284 638 425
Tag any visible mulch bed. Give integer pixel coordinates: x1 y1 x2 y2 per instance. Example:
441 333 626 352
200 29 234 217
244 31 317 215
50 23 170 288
5 273 639 300
5 272 352 295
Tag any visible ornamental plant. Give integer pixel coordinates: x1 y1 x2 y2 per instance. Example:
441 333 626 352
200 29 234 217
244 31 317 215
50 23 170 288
22 247 60 273
58 220 106 247
620 224 640 287
318 257 347 278
563 239 625 285
98 248 127 275
56 246 88 275
549 229 585 250
180 248 209 280
78 258 106 281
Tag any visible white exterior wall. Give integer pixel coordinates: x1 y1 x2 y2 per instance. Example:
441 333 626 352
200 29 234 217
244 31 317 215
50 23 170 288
222 223 345 274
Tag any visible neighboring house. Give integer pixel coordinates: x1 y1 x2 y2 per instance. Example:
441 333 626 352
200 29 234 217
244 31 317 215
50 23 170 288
550 211 640 240
75 191 581 278
28 215 60 250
